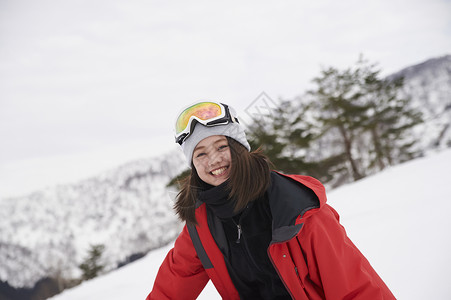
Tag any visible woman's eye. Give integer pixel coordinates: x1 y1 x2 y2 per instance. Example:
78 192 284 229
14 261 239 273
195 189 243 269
196 152 206 158
218 145 228 150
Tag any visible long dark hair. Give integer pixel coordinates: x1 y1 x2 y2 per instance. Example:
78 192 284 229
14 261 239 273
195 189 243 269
174 137 272 225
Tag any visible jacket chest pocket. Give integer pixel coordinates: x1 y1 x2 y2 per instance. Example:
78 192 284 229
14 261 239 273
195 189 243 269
293 266 305 288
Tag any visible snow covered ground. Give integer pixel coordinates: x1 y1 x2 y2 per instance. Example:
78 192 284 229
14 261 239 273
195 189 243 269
49 149 451 300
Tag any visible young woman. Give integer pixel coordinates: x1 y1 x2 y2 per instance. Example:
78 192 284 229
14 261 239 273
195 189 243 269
147 101 395 299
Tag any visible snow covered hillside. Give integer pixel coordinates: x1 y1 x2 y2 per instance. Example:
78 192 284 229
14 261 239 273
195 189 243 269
0 150 186 289
49 149 451 300
389 54 451 150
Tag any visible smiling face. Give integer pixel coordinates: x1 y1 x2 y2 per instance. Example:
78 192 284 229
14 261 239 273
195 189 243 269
192 135 232 186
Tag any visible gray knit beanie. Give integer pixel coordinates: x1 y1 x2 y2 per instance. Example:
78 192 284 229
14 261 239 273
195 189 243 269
179 105 251 167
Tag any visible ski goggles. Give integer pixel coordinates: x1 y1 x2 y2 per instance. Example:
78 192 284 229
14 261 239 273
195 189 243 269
175 101 239 145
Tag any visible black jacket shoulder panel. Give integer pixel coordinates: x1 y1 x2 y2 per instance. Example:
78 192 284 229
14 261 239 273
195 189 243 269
268 172 320 230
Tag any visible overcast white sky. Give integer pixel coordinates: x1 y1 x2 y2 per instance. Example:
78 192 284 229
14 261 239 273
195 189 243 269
1 0 451 195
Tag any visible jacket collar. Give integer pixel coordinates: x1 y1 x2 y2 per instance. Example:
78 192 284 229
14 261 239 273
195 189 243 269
267 171 325 242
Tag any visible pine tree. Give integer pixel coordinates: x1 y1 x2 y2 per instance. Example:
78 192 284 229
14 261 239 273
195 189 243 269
308 56 423 184
358 66 423 170
309 65 370 182
246 100 320 176
79 244 105 281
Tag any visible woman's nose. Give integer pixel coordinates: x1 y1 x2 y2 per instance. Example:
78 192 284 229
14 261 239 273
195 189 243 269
208 152 223 167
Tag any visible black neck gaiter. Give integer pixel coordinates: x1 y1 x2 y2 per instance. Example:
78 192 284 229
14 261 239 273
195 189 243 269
197 181 241 219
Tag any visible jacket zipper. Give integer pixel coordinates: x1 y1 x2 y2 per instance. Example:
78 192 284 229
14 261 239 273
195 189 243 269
232 205 248 244
235 224 242 244
231 217 242 244
231 205 266 271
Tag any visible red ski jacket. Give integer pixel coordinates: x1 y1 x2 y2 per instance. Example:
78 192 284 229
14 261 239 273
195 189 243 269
147 173 395 299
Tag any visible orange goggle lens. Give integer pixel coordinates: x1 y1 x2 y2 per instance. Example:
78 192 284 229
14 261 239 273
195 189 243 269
175 102 223 134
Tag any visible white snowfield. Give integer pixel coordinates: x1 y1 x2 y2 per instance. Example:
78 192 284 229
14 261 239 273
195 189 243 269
50 149 451 300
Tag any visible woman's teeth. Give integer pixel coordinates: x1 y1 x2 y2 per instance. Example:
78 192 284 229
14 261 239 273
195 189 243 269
211 167 227 176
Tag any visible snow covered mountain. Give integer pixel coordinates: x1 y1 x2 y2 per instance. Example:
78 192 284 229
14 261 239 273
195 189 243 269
1 55 450 300
388 54 451 150
0 151 186 299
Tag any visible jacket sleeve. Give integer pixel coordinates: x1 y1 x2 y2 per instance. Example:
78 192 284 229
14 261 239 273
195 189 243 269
146 224 210 300
299 204 396 299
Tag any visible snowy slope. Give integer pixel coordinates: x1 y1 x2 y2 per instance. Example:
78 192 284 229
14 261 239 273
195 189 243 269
0 150 186 288
49 149 451 300
389 54 451 150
